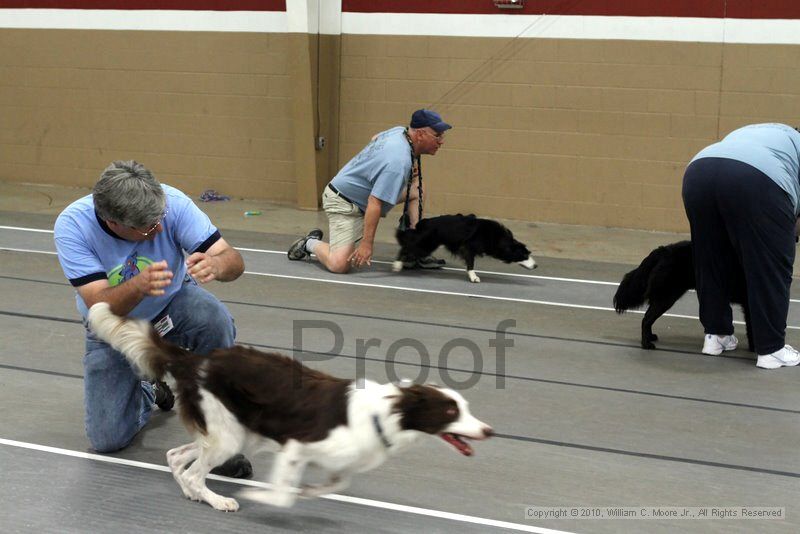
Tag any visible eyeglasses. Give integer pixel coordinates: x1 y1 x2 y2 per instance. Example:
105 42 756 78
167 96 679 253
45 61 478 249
133 207 168 237
423 128 445 141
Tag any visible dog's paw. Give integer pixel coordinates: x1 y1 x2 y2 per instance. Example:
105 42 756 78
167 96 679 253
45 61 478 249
209 495 240 512
519 256 537 270
392 260 403 272
467 270 481 283
641 341 656 350
238 488 296 508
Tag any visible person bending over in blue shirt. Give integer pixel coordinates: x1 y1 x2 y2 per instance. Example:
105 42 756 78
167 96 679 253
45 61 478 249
682 123 800 369
288 109 451 273
54 160 252 477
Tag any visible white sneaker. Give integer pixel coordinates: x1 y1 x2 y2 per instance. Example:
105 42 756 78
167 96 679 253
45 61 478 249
701 334 738 356
756 345 800 369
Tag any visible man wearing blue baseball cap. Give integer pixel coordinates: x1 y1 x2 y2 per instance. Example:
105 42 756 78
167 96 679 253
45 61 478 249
288 109 452 272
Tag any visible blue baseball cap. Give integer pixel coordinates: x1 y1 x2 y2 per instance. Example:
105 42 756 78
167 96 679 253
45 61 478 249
410 109 452 133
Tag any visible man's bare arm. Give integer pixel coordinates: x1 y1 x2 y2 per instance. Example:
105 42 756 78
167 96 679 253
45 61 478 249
186 238 244 283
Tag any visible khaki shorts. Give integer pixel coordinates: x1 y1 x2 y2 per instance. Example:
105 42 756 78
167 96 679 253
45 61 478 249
322 185 364 251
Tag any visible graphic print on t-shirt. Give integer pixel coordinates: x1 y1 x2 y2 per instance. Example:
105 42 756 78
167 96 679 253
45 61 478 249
107 250 154 286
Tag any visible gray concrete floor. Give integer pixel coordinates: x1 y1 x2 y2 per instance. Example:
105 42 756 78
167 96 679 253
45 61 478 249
1 181 799 533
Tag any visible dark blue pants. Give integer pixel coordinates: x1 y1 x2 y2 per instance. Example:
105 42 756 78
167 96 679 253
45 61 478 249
682 157 795 354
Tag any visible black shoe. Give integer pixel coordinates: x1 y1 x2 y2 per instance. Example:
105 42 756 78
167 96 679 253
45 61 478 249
210 454 253 479
151 380 174 411
287 228 324 260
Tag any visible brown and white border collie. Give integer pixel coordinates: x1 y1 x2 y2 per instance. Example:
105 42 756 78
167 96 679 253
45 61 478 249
87 302 493 511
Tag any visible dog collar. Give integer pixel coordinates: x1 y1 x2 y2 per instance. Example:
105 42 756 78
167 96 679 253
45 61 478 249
372 414 392 449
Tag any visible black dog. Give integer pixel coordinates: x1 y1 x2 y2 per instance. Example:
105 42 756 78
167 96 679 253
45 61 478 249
613 240 752 350
393 214 537 283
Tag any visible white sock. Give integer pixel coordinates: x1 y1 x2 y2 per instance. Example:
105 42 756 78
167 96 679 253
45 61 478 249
305 238 321 254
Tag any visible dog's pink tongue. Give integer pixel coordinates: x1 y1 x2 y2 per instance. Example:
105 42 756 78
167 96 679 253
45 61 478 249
441 433 473 456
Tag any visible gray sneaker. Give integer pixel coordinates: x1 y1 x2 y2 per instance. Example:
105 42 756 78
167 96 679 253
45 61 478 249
416 255 446 269
287 229 323 260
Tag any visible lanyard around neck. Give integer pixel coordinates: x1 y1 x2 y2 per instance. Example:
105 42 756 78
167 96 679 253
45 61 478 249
401 128 423 229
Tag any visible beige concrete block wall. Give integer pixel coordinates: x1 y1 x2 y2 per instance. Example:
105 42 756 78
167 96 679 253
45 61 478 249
3 24 800 233
0 29 296 202
338 35 800 232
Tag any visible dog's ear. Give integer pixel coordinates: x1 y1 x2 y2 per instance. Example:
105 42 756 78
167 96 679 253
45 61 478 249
398 384 426 411
384 379 414 401
397 385 459 433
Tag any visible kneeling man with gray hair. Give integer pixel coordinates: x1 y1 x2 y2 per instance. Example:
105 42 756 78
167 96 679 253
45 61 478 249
54 160 252 477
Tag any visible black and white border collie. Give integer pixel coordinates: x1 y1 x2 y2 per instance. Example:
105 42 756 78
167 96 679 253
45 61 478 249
394 214 537 283
87 302 492 511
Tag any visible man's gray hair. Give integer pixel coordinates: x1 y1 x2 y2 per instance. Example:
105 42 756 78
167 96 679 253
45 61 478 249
93 160 166 228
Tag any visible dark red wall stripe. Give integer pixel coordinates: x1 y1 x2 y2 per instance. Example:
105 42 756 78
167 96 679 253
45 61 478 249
0 1 285 10
3 0 800 20
342 0 800 20
727 1 800 19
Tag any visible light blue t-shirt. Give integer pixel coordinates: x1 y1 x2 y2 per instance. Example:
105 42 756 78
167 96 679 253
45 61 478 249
54 184 220 320
330 126 413 216
691 123 800 214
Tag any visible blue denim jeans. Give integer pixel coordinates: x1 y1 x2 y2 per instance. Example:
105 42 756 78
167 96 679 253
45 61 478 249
82 280 235 452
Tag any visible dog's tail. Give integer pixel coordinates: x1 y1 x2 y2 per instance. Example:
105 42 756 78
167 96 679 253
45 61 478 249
613 247 664 313
87 302 177 380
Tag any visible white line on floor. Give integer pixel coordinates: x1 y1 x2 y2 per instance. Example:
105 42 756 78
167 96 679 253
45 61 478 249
244 270 626 312
0 225 55 233
2 224 798 291
1 244 797 330
244 270 796 330
0 246 58 255
0 437 574 534
239 247 618 285
2 226 800 323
